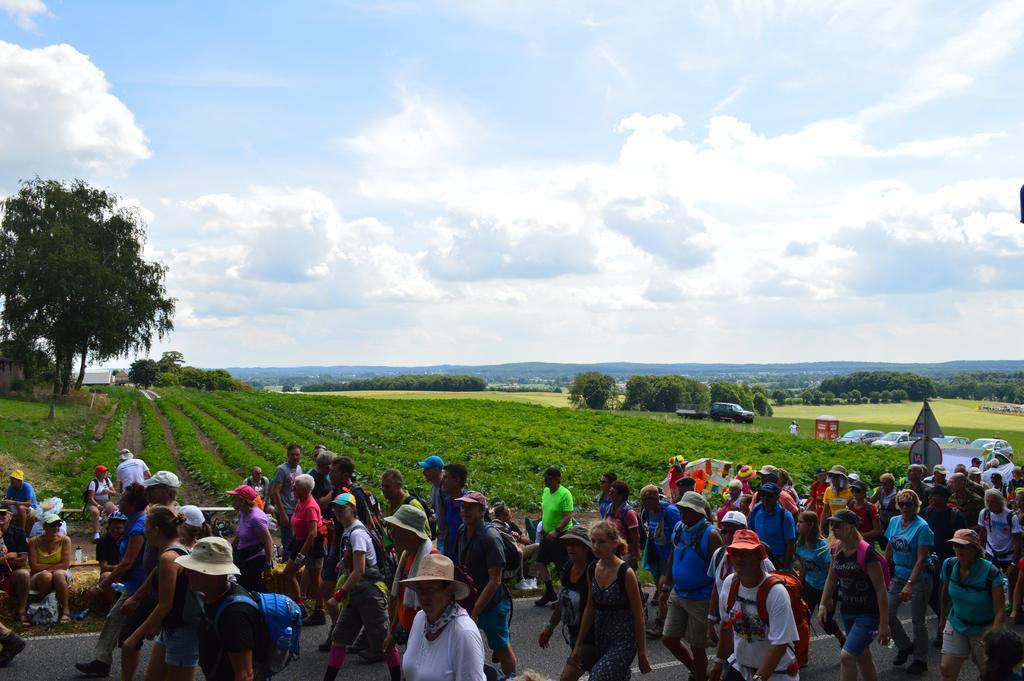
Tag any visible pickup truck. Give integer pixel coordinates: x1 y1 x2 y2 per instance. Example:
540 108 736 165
675 402 755 423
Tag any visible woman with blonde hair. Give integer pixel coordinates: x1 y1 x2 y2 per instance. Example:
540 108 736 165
123 505 198 681
27 513 72 624
571 521 651 679
884 488 934 675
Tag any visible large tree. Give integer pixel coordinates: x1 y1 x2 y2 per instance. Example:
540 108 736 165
0 179 175 413
568 372 618 410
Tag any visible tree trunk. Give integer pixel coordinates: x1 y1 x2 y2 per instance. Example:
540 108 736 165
50 345 61 419
74 344 88 391
60 349 74 395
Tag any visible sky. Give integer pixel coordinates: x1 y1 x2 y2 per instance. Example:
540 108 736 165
1 0 1023 368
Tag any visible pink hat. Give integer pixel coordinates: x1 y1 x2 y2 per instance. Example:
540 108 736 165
226 485 258 502
455 491 488 507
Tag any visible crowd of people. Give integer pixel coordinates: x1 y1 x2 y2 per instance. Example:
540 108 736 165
2 445 1024 680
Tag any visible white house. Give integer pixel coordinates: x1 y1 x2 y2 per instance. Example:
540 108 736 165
81 369 114 385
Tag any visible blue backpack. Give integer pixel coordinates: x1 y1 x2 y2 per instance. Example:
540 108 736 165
214 591 302 677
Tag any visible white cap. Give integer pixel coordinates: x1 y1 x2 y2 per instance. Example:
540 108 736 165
142 471 181 488
933 465 948 475
968 467 982 475
181 505 205 528
719 510 748 528
119 449 134 461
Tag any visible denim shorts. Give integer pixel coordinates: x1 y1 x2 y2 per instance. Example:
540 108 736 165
840 613 879 656
477 594 512 651
155 625 200 668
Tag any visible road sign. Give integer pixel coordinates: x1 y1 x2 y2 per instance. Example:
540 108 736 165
909 401 943 439
909 438 942 469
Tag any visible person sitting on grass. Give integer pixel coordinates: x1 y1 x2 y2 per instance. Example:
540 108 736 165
27 513 72 625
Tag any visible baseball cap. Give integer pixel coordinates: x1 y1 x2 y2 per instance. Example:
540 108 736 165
94 465 108 474
226 485 258 502
850 480 868 492
719 510 747 528
119 449 134 461
815 467 827 475
181 505 205 528
416 455 445 470
330 492 357 508
933 465 948 475
828 509 860 526
949 528 983 550
142 471 180 488
758 482 781 496
42 513 61 525
758 465 778 476
456 491 488 507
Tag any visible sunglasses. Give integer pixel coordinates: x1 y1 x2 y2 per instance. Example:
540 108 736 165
898 502 916 508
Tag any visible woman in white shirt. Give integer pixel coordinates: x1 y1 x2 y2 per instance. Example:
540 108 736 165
86 465 117 541
400 553 484 681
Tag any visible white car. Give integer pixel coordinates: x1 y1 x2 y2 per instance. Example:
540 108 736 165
970 438 1014 457
872 431 912 447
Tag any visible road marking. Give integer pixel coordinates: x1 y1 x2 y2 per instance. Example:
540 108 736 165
22 631 98 641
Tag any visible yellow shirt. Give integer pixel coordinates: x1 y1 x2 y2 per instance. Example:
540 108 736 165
823 487 854 518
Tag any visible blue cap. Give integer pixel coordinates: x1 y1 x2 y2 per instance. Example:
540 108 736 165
759 482 781 496
815 467 827 474
417 455 445 470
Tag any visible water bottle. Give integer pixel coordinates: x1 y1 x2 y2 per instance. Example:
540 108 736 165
268 626 292 672
75 546 83 563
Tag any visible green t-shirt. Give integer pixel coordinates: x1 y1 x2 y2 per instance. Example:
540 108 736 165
541 485 574 534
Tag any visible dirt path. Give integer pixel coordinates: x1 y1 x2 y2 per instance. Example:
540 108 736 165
118 401 143 454
151 402 221 507
91 403 119 440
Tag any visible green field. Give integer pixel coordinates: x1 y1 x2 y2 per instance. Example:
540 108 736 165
301 390 570 407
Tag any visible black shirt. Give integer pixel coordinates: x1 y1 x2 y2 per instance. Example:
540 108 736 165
834 545 881 616
921 506 967 561
457 523 506 610
95 534 120 566
2 526 28 555
310 469 332 505
559 561 595 646
200 583 264 681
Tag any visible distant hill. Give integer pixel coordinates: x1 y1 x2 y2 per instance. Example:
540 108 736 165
225 360 1024 388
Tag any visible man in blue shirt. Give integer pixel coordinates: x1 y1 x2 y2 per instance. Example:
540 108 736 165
3 470 36 531
440 462 467 560
747 483 795 568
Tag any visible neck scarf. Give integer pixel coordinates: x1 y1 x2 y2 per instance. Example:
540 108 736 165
425 599 465 638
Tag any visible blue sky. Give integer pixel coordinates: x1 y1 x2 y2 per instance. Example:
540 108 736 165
1 1 1023 367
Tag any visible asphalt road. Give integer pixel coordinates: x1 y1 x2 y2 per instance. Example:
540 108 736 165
9 599 983 680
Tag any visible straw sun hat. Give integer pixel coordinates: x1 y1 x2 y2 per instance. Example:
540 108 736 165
398 553 470 600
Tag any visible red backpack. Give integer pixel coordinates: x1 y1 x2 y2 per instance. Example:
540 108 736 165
725 571 810 673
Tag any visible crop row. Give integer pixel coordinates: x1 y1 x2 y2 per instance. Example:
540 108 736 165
159 401 239 499
165 395 279 475
182 395 292 466
137 397 188 501
61 397 133 499
219 392 907 509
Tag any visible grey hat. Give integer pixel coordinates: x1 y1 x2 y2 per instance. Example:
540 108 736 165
677 491 709 515
558 524 593 550
383 504 429 541
142 471 180 488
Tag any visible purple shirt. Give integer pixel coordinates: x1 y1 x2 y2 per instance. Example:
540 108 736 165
236 507 270 557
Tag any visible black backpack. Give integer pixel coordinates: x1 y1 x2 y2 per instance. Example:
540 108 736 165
83 478 103 506
340 524 397 587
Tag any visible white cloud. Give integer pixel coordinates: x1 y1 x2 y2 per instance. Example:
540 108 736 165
0 0 47 30
0 41 150 178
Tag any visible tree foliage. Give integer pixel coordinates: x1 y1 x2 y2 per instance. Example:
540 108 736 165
568 372 618 410
622 374 710 412
818 371 933 402
0 179 175 403
128 358 158 387
302 373 487 392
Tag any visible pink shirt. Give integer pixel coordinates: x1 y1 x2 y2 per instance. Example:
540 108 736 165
291 495 322 542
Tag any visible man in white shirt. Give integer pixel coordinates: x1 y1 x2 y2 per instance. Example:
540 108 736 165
115 450 150 493
709 529 799 681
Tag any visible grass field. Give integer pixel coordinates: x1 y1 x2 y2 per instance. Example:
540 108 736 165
300 390 571 407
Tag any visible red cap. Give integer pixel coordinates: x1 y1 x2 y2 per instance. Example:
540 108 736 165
725 529 766 558
94 465 108 474
227 485 258 502
455 491 488 507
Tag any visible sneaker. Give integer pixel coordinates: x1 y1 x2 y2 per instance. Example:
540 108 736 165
514 579 533 591
906 660 927 675
524 578 537 589
534 592 557 607
0 633 25 667
892 647 913 666
302 609 326 626
74 660 111 677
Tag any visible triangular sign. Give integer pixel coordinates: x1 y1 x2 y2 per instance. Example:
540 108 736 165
909 401 943 438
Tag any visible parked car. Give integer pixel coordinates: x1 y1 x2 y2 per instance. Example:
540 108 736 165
894 434 971 450
709 402 755 423
969 438 1014 457
837 429 884 444
872 431 912 447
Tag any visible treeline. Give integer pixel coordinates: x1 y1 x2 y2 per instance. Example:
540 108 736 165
129 351 250 391
935 372 1024 403
819 371 933 401
301 374 487 392
569 373 773 415
774 370 1024 406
